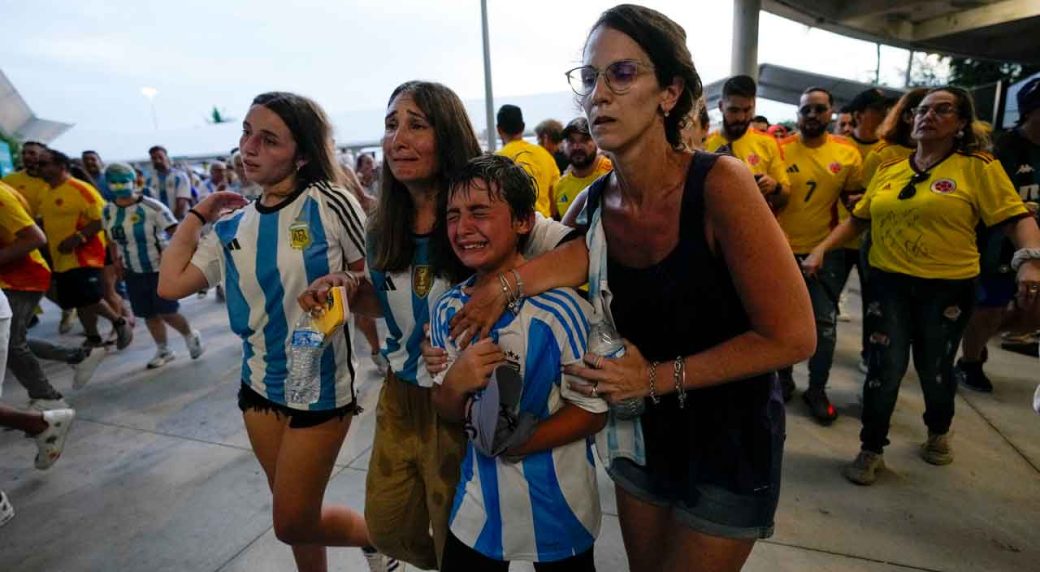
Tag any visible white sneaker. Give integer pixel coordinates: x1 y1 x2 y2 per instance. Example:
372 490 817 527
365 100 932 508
27 397 71 412
147 347 176 369
837 293 851 322
72 347 106 389
35 408 75 470
0 491 14 527
185 330 204 360
59 309 76 335
362 548 400 572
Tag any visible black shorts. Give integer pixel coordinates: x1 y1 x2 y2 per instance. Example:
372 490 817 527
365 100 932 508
54 267 104 310
124 272 179 318
237 384 359 429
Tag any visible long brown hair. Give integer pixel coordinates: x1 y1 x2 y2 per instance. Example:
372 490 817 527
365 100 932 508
586 4 703 150
250 92 340 192
876 88 927 148
369 81 481 274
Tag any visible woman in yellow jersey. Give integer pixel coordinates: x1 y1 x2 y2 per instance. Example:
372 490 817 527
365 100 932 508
803 87 1040 486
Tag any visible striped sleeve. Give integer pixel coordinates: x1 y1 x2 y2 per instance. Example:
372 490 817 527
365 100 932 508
175 172 192 199
429 288 461 385
315 182 367 264
191 220 225 287
142 197 178 230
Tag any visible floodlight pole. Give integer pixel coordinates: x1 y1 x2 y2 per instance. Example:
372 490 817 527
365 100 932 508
481 0 496 151
731 0 761 80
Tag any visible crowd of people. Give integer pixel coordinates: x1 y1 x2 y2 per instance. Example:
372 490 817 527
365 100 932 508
2 3 1040 571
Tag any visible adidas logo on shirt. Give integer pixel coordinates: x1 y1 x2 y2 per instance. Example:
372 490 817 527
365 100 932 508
226 238 242 251
379 275 397 291
787 164 800 174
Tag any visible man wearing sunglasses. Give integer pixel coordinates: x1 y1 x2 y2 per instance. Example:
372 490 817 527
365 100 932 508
775 87 864 423
705 75 790 211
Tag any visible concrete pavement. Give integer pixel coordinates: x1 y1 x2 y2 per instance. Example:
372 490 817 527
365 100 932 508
1 281 1038 571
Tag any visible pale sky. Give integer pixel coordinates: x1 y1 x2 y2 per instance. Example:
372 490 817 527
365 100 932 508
2 0 919 160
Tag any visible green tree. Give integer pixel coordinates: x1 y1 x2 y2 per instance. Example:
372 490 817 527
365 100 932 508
947 57 1040 88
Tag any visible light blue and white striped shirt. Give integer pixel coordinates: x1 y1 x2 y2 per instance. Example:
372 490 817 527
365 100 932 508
191 181 367 409
431 278 606 563
143 169 192 216
102 197 178 275
370 213 575 387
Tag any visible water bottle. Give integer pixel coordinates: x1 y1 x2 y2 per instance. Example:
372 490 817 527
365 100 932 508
285 286 349 406
589 318 645 419
286 315 325 406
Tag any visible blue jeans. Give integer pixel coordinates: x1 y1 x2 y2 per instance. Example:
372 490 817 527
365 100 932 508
860 269 975 454
781 251 845 390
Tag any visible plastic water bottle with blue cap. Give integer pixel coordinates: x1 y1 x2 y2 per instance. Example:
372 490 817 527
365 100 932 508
287 286 348 406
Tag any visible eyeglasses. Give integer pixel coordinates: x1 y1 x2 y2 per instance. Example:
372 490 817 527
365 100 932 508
798 104 830 117
565 60 655 96
911 103 957 118
898 170 931 200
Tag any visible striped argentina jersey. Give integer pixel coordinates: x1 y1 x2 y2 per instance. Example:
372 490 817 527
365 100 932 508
371 213 575 387
191 181 367 409
430 279 606 562
102 197 178 274
144 169 192 216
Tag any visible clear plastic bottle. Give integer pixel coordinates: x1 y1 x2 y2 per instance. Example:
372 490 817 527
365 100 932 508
286 314 326 406
589 318 645 419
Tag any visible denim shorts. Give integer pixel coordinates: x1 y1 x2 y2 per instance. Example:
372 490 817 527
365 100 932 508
237 383 358 429
606 376 785 540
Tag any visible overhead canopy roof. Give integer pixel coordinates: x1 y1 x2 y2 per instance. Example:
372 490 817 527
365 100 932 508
0 68 72 144
762 0 1040 65
705 63 905 109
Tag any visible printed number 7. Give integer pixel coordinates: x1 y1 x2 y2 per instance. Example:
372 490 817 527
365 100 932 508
804 181 817 202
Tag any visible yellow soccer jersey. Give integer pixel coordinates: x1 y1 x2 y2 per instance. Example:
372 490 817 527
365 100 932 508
853 152 1028 280
849 135 879 161
0 181 51 291
705 128 790 192
497 139 561 219
37 177 107 272
777 135 863 254
862 141 914 187
554 156 612 219
2 170 49 217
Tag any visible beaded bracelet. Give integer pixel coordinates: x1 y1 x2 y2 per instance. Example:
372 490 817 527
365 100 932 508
673 356 686 409
648 361 662 405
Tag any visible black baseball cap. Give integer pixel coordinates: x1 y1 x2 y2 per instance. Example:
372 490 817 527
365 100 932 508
841 88 894 113
561 117 590 138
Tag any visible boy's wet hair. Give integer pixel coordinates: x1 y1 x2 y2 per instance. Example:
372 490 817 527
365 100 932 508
447 154 536 253
448 154 536 223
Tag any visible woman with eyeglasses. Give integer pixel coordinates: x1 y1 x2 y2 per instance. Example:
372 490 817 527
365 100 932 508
802 87 1040 486
512 5 812 571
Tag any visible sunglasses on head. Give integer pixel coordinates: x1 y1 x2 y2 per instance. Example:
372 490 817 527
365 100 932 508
798 104 829 117
898 171 931 200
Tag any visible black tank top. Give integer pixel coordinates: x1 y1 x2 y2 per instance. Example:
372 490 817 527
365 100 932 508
587 152 783 493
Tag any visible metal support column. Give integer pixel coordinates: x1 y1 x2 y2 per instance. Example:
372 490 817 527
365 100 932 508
731 0 761 80
481 0 496 151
